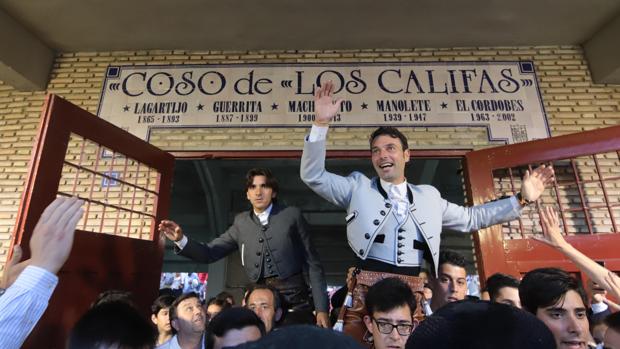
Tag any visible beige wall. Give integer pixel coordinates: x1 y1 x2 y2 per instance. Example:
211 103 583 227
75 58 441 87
0 45 619 275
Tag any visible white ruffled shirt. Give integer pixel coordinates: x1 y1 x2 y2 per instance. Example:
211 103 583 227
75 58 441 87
382 179 409 223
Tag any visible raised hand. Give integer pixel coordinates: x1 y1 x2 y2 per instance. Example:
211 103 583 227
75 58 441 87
314 80 343 126
535 206 620 305
520 164 554 202
534 206 568 250
30 196 84 274
158 220 184 242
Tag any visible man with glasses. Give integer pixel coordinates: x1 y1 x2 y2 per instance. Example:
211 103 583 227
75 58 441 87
363 278 416 349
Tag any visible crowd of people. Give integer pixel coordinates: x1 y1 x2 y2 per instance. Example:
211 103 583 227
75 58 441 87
0 81 619 348
160 272 208 300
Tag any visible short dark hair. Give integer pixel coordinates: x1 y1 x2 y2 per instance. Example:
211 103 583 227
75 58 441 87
151 295 175 316
205 307 265 349
365 277 416 316
438 250 467 270
68 301 156 349
91 289 135 308
215 291 235 305
245 168 279 196
605 311 620 332
486 273 520 301
169 292 203 335
207 297 232 309
170 292 201 321
244 284 283 311
519 268 587 315
369 126 409 151
206 297 232 322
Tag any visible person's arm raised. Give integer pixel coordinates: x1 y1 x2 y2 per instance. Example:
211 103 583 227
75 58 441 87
313 80 343 127
0 196 83 349
535 206 620 300
518 165 555 205
29 196 84 274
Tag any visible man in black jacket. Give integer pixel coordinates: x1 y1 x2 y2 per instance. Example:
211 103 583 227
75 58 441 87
159 168 329 327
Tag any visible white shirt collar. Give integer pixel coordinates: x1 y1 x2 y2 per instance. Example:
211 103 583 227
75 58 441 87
380 179 408 199
254 203 273 225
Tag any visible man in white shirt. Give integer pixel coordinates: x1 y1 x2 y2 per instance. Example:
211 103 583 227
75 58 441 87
301 80 554 278
300 80 554 341
0 197 84 349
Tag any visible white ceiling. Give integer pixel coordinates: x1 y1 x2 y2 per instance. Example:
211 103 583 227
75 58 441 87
1 0 620 89
2 0 619 50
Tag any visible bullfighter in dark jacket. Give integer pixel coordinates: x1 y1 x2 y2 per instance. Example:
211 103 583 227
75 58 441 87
159 168 329 327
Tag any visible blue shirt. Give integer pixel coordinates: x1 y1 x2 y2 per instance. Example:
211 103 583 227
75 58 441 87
0 266 58 349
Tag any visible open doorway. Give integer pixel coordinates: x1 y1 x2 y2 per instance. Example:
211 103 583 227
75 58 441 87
162 156 473 299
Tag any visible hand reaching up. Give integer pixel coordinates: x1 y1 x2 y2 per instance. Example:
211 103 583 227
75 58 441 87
534 206 568 250
29 197 84 274
314 80 343 126
520 164 555 202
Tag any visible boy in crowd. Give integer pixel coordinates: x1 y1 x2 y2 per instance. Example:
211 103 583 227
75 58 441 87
205 307 265 349
363 278 416 349
151 295 175 346
519 267 591 349
428 250 468 313
486 272 521 308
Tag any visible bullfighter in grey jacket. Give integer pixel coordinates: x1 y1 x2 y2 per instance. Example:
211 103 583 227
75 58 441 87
159 168 330 327
300 81 555 277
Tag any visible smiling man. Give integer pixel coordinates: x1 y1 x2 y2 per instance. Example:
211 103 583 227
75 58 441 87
159 168 329 328
300 81 554 340
519 268 590 349
300 80 554 278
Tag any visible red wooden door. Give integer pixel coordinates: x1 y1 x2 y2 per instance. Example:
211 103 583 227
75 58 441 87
9 95 174 348
464 125 620 286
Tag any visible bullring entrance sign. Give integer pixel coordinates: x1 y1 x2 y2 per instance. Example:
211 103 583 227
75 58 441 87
97 61 549 144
